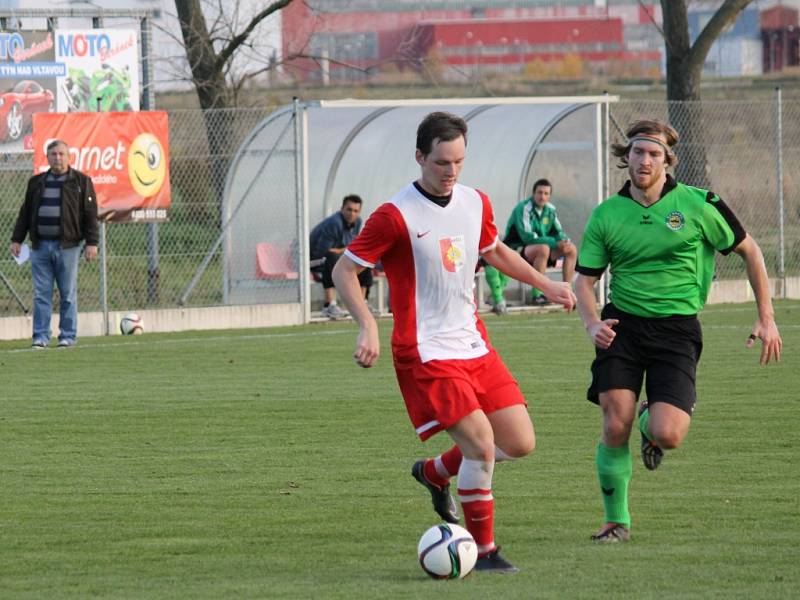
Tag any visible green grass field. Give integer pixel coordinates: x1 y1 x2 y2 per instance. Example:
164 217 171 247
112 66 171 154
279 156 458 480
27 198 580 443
1 302 798 599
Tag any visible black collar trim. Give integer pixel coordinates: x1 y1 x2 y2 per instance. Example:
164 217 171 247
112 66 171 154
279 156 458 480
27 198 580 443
618 174 677 201
413 181 451 207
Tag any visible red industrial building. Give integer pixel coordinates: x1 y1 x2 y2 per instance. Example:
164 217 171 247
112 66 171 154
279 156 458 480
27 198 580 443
761 5 800 72
281 1 661 83
405 17 659 76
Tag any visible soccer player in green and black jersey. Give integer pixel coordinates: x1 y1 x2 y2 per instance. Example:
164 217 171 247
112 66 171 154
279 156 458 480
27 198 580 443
575 119 783 543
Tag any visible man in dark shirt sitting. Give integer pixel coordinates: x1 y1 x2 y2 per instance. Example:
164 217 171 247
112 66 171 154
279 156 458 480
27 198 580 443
310 194 372 319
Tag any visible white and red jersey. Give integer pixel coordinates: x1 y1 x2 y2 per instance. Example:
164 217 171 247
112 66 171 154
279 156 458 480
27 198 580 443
345 182 499 365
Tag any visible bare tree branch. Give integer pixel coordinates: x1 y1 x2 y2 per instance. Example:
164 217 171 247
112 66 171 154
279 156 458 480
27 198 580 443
689 0 752 69
215 0 293 72
638 0 666 42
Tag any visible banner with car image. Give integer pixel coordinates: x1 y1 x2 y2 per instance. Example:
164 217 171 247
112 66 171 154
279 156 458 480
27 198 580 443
33 111 170 223
0 31 59 152
56 29 139 113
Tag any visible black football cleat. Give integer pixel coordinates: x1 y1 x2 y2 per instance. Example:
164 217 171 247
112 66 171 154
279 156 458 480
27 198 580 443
474 547 519 574
591 523 631 543
411 460 459 524
639 399 664 471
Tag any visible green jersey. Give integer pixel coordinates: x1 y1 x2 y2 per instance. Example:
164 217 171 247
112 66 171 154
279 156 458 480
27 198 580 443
577 176 745 317
504 198 568 250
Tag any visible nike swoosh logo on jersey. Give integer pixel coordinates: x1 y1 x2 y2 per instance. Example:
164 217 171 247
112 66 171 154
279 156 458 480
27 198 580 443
417 230 431 238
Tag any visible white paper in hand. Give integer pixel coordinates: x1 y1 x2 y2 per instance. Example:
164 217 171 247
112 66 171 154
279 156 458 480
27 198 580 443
13 243 30 265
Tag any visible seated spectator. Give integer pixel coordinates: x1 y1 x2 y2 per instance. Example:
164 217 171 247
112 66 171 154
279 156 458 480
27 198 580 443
310 194 373 319
485 178 577 313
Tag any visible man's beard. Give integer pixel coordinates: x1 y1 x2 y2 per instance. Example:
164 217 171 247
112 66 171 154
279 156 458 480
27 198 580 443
629 166 661 190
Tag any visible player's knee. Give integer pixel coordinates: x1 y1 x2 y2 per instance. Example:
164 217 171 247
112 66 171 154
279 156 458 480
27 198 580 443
468 438 497 463
516 434 536 457
603 418 632 446
524 244 547 261
502 434 535 459
650 428 685 450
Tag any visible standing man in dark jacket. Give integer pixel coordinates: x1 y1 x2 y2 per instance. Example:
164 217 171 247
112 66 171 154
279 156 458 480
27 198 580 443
10 139 99 348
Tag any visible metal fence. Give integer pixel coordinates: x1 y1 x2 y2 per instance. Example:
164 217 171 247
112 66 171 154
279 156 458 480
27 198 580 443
0 96 797 320
0 107 275 315
610 96 799 283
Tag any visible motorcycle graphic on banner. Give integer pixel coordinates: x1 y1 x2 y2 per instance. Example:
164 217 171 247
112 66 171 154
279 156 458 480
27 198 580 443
56 30 139 113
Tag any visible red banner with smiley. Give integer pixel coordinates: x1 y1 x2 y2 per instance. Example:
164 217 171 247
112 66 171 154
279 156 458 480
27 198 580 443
32 111 171 222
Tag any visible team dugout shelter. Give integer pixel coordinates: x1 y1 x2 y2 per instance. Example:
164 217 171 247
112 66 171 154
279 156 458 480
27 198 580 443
221 97 616 321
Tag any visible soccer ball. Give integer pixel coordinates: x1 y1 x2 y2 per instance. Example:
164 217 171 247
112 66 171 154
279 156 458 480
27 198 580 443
417 523 477 580
120 312 144 335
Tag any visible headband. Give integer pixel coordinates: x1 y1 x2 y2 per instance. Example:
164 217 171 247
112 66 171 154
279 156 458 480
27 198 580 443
629 135 673 154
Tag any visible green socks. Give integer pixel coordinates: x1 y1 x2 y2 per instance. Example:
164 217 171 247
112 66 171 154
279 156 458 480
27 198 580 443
638 405 652 442
596 443 632 527
483 265 544 304
483 265 509 304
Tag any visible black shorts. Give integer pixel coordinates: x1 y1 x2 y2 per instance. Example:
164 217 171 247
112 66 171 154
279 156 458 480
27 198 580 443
586 303 703 416
314 251 373 290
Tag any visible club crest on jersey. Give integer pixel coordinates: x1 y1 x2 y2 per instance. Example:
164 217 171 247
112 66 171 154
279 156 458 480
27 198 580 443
665 211 685 231
439 236 465 273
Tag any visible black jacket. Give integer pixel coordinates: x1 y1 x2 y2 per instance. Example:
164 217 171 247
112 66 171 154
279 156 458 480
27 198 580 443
11 168 99 249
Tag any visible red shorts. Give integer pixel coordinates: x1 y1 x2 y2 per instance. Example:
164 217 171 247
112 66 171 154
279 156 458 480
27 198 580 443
395 349 526 441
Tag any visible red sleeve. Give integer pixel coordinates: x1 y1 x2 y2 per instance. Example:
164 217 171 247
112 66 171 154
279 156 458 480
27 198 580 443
345 203 404 267
477 189 499 253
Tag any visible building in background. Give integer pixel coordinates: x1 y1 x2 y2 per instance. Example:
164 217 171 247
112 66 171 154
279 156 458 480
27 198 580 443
281 0 663 83
689 6 763 78
404 16 661 81
761 4 800 72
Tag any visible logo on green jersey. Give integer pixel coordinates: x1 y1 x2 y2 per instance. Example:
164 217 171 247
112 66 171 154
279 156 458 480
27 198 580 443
665 211 685 231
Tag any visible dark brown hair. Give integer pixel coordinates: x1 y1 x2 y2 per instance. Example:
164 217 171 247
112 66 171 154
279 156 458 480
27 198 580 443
611 119 679 168
416 111 467 156
342 194 362 207
532 178 552 194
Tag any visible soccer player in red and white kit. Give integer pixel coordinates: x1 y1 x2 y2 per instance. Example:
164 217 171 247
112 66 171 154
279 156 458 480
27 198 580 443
332 112 576 573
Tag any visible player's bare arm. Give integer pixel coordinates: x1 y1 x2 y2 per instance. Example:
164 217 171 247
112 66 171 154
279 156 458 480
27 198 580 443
483 240 576 311
733 234 783 364
332 254 380 368
575 274 618 350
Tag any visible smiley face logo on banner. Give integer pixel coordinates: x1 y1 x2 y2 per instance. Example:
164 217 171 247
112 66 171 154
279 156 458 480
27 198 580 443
128 132 166 197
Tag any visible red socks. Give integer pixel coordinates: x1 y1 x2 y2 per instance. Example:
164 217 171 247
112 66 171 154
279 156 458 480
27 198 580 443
457 458 495 553
423 445 463 488
423 447 495 553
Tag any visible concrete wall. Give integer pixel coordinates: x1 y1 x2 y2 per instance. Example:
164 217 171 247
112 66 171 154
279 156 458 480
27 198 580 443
0 303 303 341
1 276 796 341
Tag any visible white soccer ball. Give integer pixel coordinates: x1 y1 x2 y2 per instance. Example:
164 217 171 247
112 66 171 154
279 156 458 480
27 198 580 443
417 523 477 579
120 312 144 335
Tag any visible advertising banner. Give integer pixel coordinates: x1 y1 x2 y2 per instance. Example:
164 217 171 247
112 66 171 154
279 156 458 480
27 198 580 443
56 29 139 113
0 31 59 152
33 111 171 223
